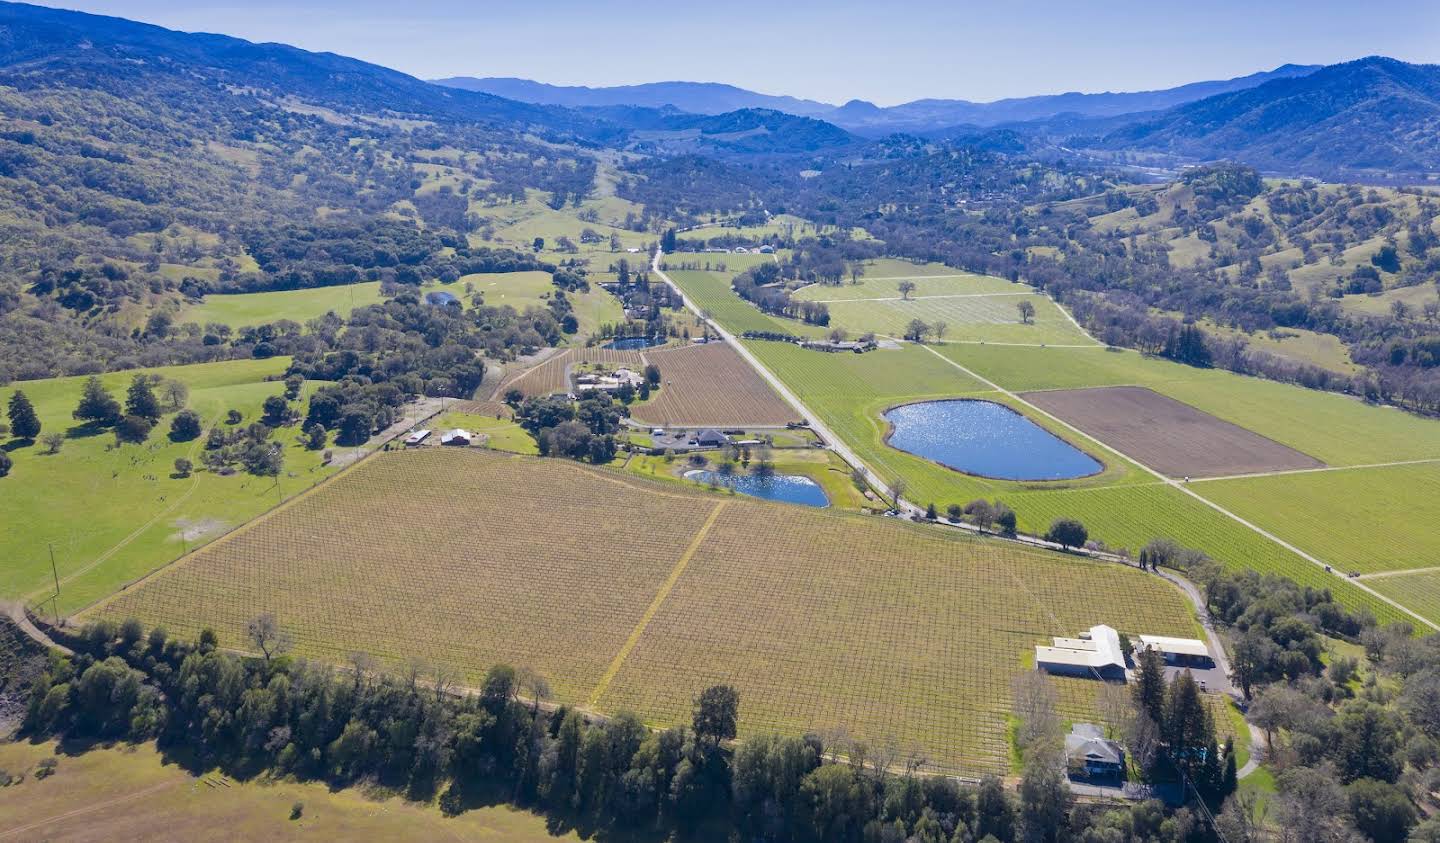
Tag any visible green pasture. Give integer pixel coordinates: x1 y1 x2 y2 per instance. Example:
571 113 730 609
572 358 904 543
1194 462 1440 575
793 272 1020 302
1367 572 1440 627
0 358 352 614
178 281 389 328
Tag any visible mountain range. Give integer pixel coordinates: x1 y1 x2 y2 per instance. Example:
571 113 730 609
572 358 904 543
434 65 1322 134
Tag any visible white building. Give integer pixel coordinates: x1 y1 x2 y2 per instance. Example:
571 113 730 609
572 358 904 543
1036 624 1127 681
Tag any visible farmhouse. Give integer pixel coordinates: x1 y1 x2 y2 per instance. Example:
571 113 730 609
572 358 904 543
1065 723 1125 779
693 429 730 448
1137 635 1214 669
574 367 645 393
440 429 473 446
404 429 431 446
1035 624 1127 681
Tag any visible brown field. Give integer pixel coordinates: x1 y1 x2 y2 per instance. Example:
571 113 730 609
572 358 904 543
572 346 647 368
632 342 799 427
1023 386 1325 478
89 449 1196 774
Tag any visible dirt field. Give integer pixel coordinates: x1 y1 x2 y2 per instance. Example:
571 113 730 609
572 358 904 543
1022 386 1325 478
87 449 1196 774
632 343 799 427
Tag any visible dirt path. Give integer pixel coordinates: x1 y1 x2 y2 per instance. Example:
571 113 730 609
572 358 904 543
2 601 72 656
1188 456 1440 484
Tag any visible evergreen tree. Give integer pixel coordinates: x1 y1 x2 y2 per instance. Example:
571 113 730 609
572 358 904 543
1221 736 1239 800
7 390 41 440
125 375 162 423
1133 647 1167 730
73 377 122 427
1163 671 1214 785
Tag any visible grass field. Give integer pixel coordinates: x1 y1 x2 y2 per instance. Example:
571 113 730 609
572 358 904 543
177 282 389 328
1195 463 1440 575
633 342 798 427
0 741 575 842
0 358 358 614
794 272 1022 302
430 409 537 454
88 449 1197 774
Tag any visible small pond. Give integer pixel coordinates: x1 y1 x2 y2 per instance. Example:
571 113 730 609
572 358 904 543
603 336 663 350
683 470 830 508
883 399 1102 481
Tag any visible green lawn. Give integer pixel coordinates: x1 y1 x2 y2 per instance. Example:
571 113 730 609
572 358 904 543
793 272 1022 302
668 269 827 338
1367 571 1440 627
0 358 355 614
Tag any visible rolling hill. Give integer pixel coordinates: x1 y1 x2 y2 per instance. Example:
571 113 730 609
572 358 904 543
1095 56 1440 179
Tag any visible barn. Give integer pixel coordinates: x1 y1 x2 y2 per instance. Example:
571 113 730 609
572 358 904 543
1035 624 1127 681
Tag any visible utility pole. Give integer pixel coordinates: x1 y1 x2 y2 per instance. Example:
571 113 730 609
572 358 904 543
48 543 61 625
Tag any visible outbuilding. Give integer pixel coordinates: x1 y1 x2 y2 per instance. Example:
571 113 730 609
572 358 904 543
693 429 730 448
1035 624 1127 681
1137 635 1214 668
441 429 473 446
404 429 432 446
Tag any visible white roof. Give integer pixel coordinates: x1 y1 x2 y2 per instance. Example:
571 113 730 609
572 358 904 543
1138 635 1210 658
441 429 472 442
1036 624 1124 671
405 429 431 443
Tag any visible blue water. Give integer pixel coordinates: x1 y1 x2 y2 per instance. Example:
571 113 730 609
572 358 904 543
883 399 1102 481
604 337 661 350
684 470 830 507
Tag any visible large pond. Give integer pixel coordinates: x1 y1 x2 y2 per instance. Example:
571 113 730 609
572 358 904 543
603 336 663 350
883 399 1102 481
683 470 830 508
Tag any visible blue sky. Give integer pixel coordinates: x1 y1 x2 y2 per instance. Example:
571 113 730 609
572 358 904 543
31 0 1440 105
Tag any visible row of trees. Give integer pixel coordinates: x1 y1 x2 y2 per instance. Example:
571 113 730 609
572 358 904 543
23 617 1218 843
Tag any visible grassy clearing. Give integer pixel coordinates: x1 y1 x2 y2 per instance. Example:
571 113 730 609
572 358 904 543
90 449 1195 774
1339 283 1440 317
1195 463 1440 575
177 281 389 328
0 359 352 614
0 741 574 842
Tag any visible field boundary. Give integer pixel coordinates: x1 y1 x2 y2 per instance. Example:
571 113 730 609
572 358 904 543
1357 565 1440 581
585 500 728 708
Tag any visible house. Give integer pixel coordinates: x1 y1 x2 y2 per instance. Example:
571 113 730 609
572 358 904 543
693 429 729 448
758 245 775 254
574 367 645 393
800 339 876 354
1065 723 1125 779
1036 624 1127 681
425 290 460 307
440 429 473 446
1137 635 1214 669
404 429 432 446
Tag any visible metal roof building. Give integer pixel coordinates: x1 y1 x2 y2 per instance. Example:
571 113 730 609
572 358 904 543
1137 634 1214 667
1036 624 1127 681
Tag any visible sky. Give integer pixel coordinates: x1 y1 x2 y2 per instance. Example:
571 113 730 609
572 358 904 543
28 0 1440 106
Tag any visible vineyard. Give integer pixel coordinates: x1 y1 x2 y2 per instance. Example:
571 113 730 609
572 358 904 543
1195 462 1440 575
86 449 1198 774
494 349 574 398
633 342 799 427
1003 482 1408 625
666 269 827 338
1367 571 1440 626
824 294 1093 346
